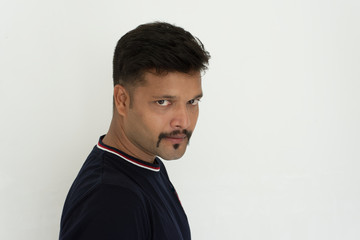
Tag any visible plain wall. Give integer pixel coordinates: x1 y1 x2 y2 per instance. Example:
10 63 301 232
1 0 359 239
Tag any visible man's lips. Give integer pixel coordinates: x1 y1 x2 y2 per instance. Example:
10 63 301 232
164 135 187 144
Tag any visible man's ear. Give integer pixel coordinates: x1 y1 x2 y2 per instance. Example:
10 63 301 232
113 85 130 117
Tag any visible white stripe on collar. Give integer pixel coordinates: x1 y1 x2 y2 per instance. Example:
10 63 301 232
96 143 160 172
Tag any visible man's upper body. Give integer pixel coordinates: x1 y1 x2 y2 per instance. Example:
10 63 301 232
60 22 210 239
60 136 190 239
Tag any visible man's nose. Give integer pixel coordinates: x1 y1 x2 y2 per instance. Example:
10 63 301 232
170 104 191 129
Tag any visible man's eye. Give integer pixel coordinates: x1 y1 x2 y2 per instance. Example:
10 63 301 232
156 100 171 106
188 99 200 105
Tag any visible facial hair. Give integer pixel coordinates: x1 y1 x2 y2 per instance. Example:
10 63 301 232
156 129 192 148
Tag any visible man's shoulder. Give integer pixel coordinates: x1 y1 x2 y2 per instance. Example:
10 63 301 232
60 183 150 240
68 146 148 201
62 146 149 214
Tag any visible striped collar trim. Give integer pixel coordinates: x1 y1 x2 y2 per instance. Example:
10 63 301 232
96 140 161 172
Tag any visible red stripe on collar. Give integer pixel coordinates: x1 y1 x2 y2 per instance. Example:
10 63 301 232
96 142 160 172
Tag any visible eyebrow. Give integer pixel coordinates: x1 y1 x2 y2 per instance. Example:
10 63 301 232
194 93 203 99
152 93 203 100
152 95 176 99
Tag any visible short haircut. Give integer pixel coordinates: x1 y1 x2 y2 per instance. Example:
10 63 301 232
113 22 210 87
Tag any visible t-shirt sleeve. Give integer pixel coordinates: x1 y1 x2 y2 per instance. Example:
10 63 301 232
60 184 150 240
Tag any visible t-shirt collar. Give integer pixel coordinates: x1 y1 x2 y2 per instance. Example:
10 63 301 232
96 135 161 172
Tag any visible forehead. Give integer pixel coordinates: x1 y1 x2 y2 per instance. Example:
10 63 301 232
134 71 202 96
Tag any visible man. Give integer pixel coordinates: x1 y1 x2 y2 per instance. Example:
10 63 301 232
60 22 210 240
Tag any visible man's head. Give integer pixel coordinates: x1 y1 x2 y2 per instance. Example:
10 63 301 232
111 22 210 161
113 22 210 87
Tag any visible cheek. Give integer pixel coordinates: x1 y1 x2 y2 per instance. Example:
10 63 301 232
189 108 200 127
133 111 167 136
126 109 148 133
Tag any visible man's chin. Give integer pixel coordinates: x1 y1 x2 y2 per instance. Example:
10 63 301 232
156 139 189 160
158 148 187 160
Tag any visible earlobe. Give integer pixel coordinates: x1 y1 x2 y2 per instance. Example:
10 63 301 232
113 85 128 116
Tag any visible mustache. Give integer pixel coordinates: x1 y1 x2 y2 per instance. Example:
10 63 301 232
156 129 192 147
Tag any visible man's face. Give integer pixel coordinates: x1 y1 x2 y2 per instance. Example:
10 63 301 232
123 71 202 160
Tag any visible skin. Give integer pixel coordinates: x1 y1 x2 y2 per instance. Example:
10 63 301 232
103 70 202 163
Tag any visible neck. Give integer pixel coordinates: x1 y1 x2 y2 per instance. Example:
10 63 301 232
102 118 156 163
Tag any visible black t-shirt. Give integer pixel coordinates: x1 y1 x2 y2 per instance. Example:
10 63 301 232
60 136 191 240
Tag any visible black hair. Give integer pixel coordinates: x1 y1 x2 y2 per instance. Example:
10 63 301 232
113 22 210 87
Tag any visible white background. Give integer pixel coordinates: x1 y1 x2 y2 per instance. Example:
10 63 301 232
1 0 359 239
